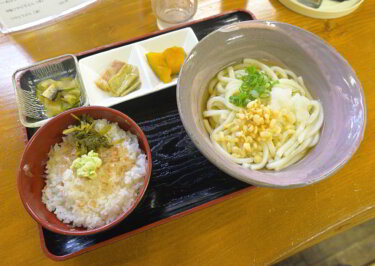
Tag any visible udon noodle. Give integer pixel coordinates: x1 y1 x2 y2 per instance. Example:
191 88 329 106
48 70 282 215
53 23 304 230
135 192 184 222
203 59 324 171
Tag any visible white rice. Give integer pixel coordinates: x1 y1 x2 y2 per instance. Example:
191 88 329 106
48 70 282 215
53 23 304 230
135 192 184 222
42 119 147 229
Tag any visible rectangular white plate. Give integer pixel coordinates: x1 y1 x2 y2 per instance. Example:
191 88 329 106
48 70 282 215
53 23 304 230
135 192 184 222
78 27 199 107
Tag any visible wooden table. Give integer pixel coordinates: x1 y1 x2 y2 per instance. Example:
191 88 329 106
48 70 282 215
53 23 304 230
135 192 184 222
1 0 374 265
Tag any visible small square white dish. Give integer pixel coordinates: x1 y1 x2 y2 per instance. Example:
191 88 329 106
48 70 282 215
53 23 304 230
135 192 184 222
79 27 199 107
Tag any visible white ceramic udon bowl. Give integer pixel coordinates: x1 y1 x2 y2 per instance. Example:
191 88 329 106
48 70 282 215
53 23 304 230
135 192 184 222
177 20 366 188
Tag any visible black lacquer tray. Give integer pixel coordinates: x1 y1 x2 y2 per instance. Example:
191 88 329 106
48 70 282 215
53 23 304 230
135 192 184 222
25 10 256 260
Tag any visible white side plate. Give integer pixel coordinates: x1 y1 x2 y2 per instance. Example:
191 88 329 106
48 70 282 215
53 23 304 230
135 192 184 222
79 27 199 107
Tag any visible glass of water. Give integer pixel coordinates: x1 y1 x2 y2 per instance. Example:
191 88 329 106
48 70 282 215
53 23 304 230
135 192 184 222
152 0 198 29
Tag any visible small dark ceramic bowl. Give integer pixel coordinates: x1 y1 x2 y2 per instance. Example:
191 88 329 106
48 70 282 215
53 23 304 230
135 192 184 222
17 106 152 235
177 20 367 188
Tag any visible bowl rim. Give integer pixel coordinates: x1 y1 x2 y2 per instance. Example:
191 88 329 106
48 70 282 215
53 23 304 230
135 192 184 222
176 20 367 188
17 106 152 235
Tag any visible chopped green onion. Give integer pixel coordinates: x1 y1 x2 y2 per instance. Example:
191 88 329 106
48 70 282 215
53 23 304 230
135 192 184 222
229 66 278 107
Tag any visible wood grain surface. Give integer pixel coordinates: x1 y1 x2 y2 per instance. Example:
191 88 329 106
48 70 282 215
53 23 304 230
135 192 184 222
0 0 374 265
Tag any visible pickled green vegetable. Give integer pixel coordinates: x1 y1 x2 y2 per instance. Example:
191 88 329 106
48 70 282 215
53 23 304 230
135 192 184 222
63 115 112 157
35 77 81 117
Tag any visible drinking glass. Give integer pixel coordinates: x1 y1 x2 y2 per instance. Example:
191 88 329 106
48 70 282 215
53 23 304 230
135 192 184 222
151 0 198 29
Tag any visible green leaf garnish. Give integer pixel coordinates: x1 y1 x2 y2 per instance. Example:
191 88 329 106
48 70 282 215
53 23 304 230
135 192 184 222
229 66 278 107
63 115 112 157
